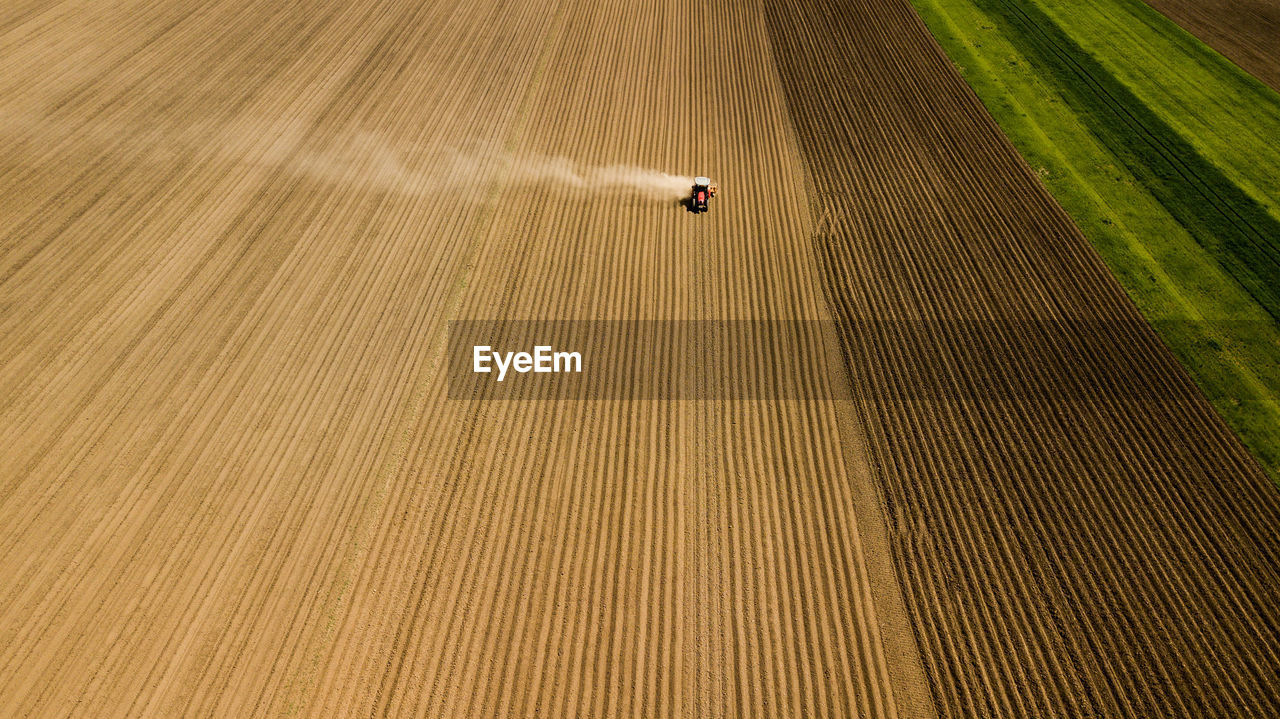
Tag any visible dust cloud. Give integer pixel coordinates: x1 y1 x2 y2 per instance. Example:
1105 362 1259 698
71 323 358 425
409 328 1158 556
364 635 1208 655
505 157 694 201
0 109 695 202
289 133 695 202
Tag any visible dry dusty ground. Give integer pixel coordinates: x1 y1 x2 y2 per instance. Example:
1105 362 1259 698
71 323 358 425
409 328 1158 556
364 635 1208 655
1 0 1278 718
1142 0 1280 91
0 0 929 716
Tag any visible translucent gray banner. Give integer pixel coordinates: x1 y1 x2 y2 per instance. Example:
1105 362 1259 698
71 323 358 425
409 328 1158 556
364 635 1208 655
446 320 1280 401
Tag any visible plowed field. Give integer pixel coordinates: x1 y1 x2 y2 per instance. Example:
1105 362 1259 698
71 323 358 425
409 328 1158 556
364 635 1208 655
1143 0 1280 91
1 1 1277 718
763 0 1280 715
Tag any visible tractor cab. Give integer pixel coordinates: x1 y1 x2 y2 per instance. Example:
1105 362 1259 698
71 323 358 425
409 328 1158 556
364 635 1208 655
691 176 717 213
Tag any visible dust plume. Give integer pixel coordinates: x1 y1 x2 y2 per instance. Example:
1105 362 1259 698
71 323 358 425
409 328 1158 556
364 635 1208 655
287 133 695 202
503 156 694 201
0 109 696 202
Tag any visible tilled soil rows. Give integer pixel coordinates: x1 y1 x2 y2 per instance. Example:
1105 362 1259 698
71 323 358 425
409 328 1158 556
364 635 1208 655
1 0 1277 717
761 0 1280 716
0 0 928 716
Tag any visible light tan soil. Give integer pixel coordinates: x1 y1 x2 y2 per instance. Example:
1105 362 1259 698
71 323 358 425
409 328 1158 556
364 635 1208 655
1 1 1276 717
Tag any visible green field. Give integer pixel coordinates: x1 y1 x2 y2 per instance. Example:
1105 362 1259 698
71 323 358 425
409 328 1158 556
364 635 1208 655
910 0 1280 479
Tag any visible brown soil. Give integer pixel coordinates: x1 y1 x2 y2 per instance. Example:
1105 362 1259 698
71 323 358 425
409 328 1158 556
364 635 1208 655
1143 0 1280 92
1 0 1277 717
0 0 929 716
762 0 1280 716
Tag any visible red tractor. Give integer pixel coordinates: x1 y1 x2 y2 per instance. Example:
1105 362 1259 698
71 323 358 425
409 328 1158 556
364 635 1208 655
691 176 717 213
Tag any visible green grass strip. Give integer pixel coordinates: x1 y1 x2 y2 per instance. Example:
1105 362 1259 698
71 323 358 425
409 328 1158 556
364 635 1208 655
984 0 1280 318
910 0 1280 479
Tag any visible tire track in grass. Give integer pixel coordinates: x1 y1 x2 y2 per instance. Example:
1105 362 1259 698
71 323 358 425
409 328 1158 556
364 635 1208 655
982 0 1280 321
1140 0 1280 94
